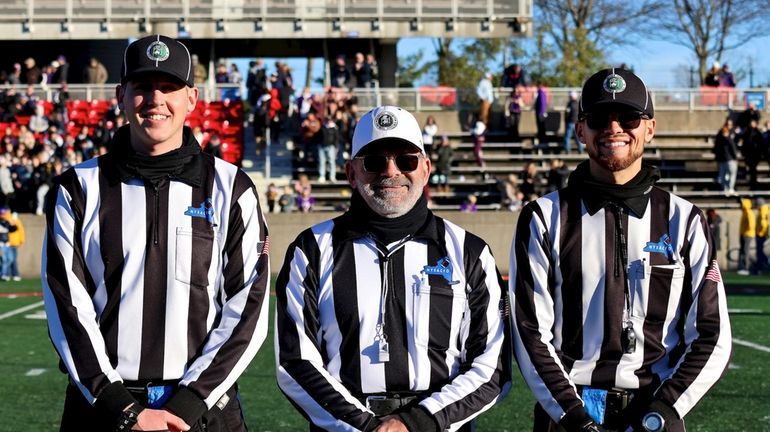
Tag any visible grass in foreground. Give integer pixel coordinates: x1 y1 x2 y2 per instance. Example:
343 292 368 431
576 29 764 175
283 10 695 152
1 279 768 431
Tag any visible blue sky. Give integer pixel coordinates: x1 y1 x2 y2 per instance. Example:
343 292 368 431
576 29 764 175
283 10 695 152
229 35 770 96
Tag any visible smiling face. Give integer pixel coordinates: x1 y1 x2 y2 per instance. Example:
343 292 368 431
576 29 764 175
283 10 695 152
576 106 655 184
117 73 198 155
345 139 430 218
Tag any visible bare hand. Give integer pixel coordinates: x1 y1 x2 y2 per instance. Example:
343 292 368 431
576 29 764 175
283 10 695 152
374 415 408 432
132 408 190 431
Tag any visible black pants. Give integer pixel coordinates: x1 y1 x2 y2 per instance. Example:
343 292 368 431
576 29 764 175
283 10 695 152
532 402 685 432
60 383 247 432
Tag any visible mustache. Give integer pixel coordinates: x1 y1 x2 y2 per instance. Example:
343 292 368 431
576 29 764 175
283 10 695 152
371 178 410 187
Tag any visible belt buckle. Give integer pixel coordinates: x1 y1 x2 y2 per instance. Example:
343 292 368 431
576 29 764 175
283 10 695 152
366 395 400 416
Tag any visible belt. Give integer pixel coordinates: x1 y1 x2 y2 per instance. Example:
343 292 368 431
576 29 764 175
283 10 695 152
359 393 421 417
578 386 638 429
123 379 180 394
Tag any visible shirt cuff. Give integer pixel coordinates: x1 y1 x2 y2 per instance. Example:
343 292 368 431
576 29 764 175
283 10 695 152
163 386 208 426
94 381 140 420
397 405 440 432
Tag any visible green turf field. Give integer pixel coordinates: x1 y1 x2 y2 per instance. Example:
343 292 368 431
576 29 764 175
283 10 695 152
1 277 768 431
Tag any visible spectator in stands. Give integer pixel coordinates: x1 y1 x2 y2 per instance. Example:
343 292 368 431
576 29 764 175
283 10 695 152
246 58 267 108
519 161 542 200
54 55 69 84
203 133 223 159
215 62 229 83
714 118 738 193
498 173 524 211
706 208 722 251
83 57 108 84
294 173 312 197
504 88 523 142
534 81 549 145
296 187 315 213
229 63 243 86
704 61 721 87
266 182 279 213
546 158 570 192
330 54 351 89
719 63 736 87
736 101 760 134
563 91 580 153
471 118 487 173
366 53 379 86
278 184 295 212
757 198 770 273
191 54 207 85
1 206 23 281
422 115 438 154
501 63 527 88
28 103 49 134
476 72 494 126
352 52 372 88
9 63 22 85
319 116 339 183
74 125 95 160
738 197 756 275
460 194 478 212
23 57 42 85
431 134 453 194
300 110 322 165
741 118 763 190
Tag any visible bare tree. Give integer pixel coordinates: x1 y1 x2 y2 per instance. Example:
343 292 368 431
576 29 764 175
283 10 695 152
650 0 767 85
535 0 667 85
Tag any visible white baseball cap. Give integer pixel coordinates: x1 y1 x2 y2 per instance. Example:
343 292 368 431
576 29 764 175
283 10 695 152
351 106 424 158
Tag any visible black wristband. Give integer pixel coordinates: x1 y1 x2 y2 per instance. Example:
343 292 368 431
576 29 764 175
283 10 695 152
116 403 144 432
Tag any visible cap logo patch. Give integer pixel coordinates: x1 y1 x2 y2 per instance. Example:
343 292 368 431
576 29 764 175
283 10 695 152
374 111 398 131
146 41 170 62
603 73 626 93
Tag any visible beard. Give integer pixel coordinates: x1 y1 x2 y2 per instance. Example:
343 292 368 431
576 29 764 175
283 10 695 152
357 176 422 218
586 141 644 172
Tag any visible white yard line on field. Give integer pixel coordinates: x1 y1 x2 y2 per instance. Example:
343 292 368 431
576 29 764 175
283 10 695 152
734 338 770 354
0 301 44 321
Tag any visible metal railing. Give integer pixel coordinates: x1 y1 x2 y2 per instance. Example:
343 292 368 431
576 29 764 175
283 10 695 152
8 83 765 112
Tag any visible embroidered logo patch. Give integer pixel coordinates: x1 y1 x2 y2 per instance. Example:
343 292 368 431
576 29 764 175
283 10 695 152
643 234 674 261
422 256 460 284
146 41 170 62
603 73 626 94
184 198 216 225
374 111 398 131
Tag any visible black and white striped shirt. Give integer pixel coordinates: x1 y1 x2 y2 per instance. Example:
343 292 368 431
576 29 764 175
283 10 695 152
510 182 732 424
275 211 511 431
42 129 270 420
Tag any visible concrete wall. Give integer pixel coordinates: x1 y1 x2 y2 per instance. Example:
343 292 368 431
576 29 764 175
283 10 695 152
19 208 744 281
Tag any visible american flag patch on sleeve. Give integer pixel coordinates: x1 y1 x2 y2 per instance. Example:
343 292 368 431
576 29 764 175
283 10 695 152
258 236 270 256
706 260 721 283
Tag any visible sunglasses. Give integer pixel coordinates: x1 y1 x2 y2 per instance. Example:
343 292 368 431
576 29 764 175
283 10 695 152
355 154 422 173
582 111 649 130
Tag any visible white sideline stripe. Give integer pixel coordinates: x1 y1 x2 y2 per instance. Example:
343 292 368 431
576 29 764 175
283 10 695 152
734 338 770 354
0 301 44 321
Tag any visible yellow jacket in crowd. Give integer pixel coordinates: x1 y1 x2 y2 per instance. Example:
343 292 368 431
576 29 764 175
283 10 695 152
3 211 24 247
740 198 756 238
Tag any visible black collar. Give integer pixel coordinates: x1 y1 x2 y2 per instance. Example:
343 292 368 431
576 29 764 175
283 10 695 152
568 161 660 217
101 125 203 187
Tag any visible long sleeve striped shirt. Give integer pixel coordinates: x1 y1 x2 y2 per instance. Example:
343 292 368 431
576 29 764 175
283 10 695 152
510 179 732 424
275 210 511 431
42 128 270 424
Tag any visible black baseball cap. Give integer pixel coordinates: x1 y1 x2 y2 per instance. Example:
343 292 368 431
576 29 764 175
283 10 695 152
579 68 653 118
121 34 194 87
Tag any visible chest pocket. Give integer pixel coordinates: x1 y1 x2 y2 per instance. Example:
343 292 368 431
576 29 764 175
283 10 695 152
412 276 468 353
175 227 220 287
629 262 685 323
